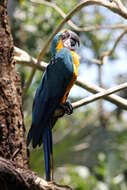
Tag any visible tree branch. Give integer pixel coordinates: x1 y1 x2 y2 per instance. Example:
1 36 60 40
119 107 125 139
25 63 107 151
14 46 47 97
101 29 127 59
14 46 48 70
72 82 127 109
76 79 127 110
0 157 72 190
30 0 127 32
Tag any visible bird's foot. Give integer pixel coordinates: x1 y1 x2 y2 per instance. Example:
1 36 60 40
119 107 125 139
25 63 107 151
59 101 73 115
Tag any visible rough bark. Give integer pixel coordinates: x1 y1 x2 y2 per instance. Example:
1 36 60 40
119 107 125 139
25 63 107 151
0 0 28 168
0 1 72 189
0 157 72 190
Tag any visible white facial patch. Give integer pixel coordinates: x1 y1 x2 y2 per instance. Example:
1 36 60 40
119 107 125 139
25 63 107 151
63 38 71 49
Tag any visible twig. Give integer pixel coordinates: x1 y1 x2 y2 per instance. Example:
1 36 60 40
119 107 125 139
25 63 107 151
83 57 101 65
72 82 127 109
101 29 127 59
14 47 127 110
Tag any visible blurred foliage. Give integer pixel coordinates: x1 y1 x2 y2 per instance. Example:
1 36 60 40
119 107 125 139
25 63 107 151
8 0 127 189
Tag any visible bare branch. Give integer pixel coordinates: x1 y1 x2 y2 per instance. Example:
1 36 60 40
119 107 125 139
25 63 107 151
101 29 127 59
72 82 127 109
14 47 127 110
14 47 47 97
113 0 127 16
31 0 127 32
76 79 127 110
14 46 48 70
0 157 72 190
80 23 127 32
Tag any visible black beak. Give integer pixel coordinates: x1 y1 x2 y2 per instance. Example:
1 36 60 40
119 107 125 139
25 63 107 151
69 30 80 47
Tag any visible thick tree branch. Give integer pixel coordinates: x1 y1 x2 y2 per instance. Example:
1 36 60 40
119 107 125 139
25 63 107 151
14 47 127 110
15 47 47 97
0 157 72 190
14 47 47 70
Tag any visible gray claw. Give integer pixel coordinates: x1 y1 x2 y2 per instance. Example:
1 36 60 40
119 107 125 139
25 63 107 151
64 101 73 115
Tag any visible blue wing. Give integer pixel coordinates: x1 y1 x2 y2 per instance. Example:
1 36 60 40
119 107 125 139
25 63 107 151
27 48 74 148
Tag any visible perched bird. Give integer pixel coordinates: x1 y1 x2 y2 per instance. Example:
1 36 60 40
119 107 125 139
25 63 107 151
27 29 80 181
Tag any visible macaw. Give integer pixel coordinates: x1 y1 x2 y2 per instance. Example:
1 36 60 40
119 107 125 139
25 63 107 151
27 29 80 181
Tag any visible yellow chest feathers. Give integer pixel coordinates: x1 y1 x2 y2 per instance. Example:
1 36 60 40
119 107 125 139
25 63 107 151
71 50 80 78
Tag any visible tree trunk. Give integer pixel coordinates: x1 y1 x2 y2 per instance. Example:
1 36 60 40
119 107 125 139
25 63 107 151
0 0 28 168
0 1 72 189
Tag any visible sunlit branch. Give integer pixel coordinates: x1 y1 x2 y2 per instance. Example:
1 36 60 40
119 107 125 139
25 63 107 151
113 0 127 16
14 47 127 110
15 47 47 97
14 47 48 69
76 79 127 110
31 0 127 32
72 82 127 109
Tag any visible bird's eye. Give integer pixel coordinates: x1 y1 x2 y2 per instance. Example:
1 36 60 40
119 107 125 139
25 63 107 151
70 38 76 47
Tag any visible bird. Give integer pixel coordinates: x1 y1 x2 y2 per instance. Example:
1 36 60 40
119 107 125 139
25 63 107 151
27 29 80 182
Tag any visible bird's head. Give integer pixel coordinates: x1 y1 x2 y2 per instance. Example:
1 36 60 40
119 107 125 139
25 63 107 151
50 29 80 56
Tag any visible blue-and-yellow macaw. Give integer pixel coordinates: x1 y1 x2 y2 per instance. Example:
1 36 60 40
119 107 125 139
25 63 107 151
27 30 80 181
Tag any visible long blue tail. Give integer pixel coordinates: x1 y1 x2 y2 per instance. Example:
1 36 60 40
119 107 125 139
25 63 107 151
43 123 53 181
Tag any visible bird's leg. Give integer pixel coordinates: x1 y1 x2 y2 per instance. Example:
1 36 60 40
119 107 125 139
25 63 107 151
59 101 73 115
65 101 73 115
51 101 73 127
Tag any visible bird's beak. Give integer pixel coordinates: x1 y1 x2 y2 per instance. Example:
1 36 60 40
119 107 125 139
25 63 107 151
69 31 80 47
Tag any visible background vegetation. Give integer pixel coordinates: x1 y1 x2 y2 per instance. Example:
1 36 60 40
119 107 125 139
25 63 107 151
8 0 127 189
